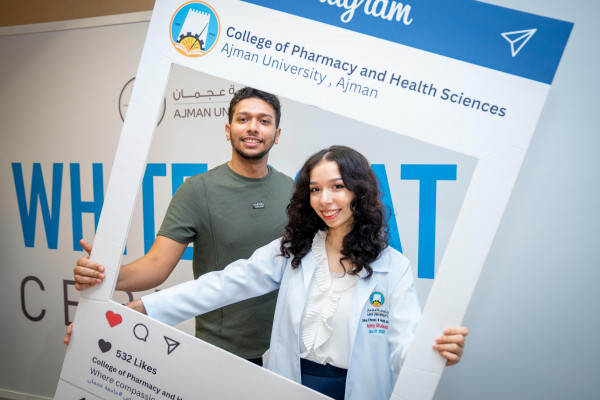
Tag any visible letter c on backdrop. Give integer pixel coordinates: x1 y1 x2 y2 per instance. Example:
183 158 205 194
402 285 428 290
21 276 46 322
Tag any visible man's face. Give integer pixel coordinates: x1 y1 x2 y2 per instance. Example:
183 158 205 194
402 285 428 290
225 97 281 161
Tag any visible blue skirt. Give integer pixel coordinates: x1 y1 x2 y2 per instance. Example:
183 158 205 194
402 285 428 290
300 358 348 400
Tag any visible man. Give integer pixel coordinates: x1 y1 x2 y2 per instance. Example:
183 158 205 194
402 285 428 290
68 87 294 365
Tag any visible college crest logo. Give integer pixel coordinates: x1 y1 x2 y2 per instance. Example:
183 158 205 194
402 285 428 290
170 1 220 57
369 291 385 307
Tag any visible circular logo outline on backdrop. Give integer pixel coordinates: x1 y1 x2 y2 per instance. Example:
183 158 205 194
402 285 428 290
170 1 221 58
119 77 166 126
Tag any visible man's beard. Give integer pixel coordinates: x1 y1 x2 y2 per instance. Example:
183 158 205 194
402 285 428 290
231 137 276 161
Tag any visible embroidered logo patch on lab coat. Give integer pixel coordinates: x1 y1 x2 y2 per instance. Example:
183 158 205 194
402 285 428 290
369 291 385 307
363 291 389 334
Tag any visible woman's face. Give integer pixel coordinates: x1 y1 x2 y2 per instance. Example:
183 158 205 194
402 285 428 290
309 161 356 234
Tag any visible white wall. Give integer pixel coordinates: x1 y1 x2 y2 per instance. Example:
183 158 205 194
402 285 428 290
436 1 600 399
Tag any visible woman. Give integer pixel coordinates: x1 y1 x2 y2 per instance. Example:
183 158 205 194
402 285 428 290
129 145 467 400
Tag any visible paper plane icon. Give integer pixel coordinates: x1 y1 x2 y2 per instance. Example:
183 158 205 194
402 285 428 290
501 28 537 57
164 335 180 355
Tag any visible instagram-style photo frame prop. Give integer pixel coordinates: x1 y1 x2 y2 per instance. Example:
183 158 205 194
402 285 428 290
56 1 572 399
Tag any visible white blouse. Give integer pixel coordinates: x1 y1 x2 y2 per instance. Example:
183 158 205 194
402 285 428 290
300 230 358 369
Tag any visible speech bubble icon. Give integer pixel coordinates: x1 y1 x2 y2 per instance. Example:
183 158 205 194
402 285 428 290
133 323 149 342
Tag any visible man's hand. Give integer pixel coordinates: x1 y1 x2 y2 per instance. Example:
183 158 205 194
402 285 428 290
73 239 105 291
433 326 469 366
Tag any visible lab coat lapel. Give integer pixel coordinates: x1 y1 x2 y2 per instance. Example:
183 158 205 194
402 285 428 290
348 273 379 356
301 250 317 297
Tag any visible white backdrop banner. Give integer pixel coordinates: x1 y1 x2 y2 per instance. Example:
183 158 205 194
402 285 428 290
0 0 571 399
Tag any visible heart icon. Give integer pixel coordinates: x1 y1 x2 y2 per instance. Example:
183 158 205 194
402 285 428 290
105 311 122 327
98 339 112 353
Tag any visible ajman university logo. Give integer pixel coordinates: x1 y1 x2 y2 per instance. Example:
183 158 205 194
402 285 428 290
170 1 220 57
369 291 385 307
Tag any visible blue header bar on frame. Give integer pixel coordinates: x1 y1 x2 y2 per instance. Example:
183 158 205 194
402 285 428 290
242 0 573 84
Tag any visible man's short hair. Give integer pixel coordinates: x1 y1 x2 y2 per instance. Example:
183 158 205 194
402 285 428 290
228 87 282 127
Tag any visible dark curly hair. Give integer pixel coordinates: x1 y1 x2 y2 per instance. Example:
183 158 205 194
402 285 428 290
280 145 388 279
228 87 282 127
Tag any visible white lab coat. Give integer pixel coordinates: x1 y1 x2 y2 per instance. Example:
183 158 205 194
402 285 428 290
143 236 421 400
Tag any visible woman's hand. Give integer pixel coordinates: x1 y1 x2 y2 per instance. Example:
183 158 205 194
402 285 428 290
433 326 469 366
126 299 148 315
63 322 74 345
